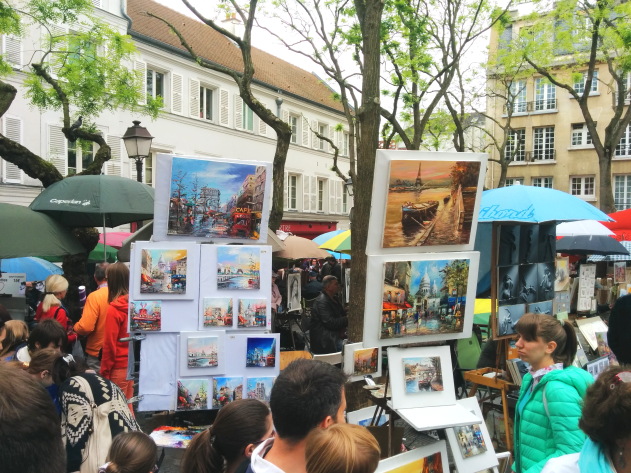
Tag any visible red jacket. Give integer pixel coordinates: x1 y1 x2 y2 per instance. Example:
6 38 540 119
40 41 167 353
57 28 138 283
35 303 77 344
100 295 129 379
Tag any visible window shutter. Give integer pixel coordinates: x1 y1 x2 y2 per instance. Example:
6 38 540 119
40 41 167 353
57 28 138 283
336 181 343 214
328 180 336 214
171 73 183 115
91 0 102 7
258 116 267 136
302 116 309 147
235 95 244 130
282 110 289 124
105 134 122 176
310 176 317 212
219 89 230 126
189 78 200 118
336 130 343 151
48 124 67 176
134 60 147 105
3 36 21 68
311 120 319 149
328 126 335 152
2 116 22 183
303 174 311 212
283 171 288 210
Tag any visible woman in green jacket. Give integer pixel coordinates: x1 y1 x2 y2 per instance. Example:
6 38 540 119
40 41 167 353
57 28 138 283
512 313 594 473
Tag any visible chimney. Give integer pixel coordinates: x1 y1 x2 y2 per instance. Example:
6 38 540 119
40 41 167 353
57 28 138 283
221 13 244 37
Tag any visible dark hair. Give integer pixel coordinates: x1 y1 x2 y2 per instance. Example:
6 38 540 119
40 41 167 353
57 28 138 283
322 275 338 289
181 399 271 473
94 263 109 283
27 319 66 352
579 365 631 448
51 353 88 386
107 263 130 303
105 431 157 473
270 359 346 441
514 313 577 367
0 363 66 473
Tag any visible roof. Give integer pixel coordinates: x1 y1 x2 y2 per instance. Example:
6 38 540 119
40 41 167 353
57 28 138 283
127 0 345 114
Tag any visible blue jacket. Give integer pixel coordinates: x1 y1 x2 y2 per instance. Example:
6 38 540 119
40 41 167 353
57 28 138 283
513 366 594 473
541 439 616 473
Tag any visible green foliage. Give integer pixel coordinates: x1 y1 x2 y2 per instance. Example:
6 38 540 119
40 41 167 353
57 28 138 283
1 0 157 120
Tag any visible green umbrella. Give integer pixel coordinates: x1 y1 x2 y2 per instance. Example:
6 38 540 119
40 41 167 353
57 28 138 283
0 203 84 259
43 243 118 263
29 175 155 228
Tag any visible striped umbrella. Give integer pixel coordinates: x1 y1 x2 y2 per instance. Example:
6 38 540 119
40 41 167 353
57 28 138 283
317 229 351 254
313 230 351 259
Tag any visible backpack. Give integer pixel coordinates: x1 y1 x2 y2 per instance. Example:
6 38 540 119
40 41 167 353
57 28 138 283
60 373 139 473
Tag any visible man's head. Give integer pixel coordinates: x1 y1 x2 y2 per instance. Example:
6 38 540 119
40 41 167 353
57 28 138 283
94 262 109 284
322 275 340 297
309 271 318 280
27 319 66 352
270 358 347 442
326 256 337 266
0 363 66 473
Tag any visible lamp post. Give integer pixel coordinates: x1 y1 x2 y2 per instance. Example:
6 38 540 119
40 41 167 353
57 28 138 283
122 120 154 183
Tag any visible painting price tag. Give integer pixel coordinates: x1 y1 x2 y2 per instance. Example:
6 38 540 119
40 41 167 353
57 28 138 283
0 273 26 296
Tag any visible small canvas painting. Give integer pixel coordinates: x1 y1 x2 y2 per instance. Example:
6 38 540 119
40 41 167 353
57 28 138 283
213 377 244 408
217 246 261 290
129 300 161 331
381 452 444 473
238 299 267 328
168 156 266 240
246 377 275 403
246 337 277 367
402 356 444 393
202 298 233 327
286 273 302 312
353 347 379 376
497 304 526 337
615 262 627 284
177 379 210 411
454 422 488 458
140 248 187 294
186 336 219 368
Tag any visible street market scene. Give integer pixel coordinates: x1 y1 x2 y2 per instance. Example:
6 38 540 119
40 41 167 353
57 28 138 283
2 0 631 473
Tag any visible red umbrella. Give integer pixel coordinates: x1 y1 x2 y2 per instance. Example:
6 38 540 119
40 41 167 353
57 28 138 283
603 208 631 241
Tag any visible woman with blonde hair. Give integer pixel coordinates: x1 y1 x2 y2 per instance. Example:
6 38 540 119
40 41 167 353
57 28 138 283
35 274 76 345
99 431 157 473
0 320 28 361
306 424 381 473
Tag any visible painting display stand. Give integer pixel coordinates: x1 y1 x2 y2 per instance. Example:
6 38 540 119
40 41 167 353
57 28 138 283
464 368 516 451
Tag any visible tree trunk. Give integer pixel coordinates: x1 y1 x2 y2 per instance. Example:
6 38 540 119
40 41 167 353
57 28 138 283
599 152 615 213
267 126 292 231
63 227 99 322
497 161 509 188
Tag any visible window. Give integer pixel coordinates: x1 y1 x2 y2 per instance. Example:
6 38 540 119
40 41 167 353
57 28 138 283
288 174 298 209
317 179 326 211
534 78 556 111
342 189 348 213
342 132 349 156
507 80 527 114
506 129 526 162
505 178 524 186
242 101 254 132
574 70 598 94
146 69 164 101
614 175 631 210
67 139 95 176
533 126 555 160
571 176 595 198
318 124 327 150
200 86 213 120
145 154 153 186
616 123 631 157
532 177 553 188
571 123 592 147
289 115 299 144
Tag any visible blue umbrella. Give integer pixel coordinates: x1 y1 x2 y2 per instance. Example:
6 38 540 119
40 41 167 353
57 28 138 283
0 257 63 281
312 230 351 260
478 185 613 223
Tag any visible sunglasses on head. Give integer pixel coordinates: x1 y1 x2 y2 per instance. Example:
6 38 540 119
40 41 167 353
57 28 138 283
610 371 631 390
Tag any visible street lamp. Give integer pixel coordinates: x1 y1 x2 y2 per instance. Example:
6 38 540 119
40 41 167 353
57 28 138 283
122 120 154 183
344 177 354 196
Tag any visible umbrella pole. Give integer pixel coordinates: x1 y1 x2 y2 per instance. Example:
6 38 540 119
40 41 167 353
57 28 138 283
103 214 106 262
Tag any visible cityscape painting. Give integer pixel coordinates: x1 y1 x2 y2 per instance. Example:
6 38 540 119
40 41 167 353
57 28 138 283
238 299 267 328
246 377 275 404
402 356 444 393
186 336 219 368
212 376 244 408
353 347 379 376
176 379 209 411
382 159 482 249
201 298 233 327
168 157 267 240
217 246 261 290
246 337 276 367
140 248 187 294
129 300 161 331
381 259 469 340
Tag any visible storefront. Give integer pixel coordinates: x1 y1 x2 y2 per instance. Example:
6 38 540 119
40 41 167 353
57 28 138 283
279 220 338 239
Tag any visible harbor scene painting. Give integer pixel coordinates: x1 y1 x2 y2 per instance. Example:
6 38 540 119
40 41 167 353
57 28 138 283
382 159 481 248
168 157 266 240
402 356 444 393
186 336 219 368
140 248 187 294
217 246 261 290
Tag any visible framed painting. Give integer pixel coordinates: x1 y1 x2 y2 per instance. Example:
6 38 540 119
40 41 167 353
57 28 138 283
363 252 479 347
615 262 627 284
388 346 455 410
245 377 275 404
152 154 273 244
445 397 498 473
178 331 225 376
375 440 448 473
212 376 244 409
366 150 487 254
238 298 268 328
346 406 388 427
129 300 161 332
343 342 382 382
555 257 570 291
200 298 234 329
286 273 302 312
494 303 526 339
217 246 261 290
176 379 210 411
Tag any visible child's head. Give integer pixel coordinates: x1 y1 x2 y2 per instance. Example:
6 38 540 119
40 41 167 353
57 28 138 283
102 432 157 473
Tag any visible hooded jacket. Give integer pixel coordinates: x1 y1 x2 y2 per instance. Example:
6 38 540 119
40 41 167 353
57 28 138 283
513 366 594 473
100 295 129 379
541 438 616 473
